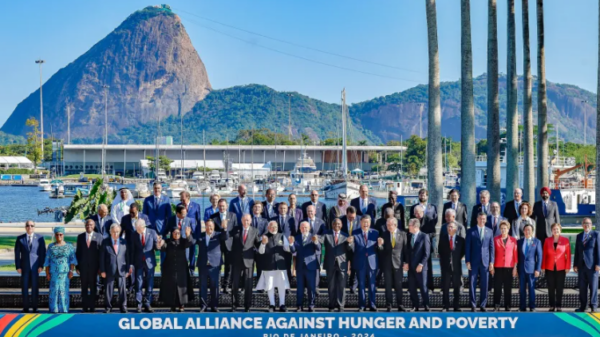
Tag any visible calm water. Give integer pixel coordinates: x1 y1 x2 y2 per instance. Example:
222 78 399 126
0 186 387 222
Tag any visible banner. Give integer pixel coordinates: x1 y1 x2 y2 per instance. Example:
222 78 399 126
1 313 600 337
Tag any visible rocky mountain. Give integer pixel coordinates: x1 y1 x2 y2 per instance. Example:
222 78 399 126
0 6 211 139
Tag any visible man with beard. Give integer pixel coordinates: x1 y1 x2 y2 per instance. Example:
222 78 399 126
532 187 560 243
328 194 348 228
381 190 406 232
256 221 292 312
442 189 468 227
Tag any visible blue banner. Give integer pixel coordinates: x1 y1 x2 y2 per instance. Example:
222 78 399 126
1 313 600 337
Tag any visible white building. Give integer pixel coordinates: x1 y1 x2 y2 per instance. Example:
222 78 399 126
0 156 34 170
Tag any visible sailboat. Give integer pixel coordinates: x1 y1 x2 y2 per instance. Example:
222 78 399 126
322 89 361 200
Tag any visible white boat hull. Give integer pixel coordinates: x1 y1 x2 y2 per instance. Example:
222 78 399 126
324 181 360 200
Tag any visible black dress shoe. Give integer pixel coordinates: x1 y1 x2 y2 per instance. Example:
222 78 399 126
308 307 315 312
423 306 430 312
441 308 448 312
480 307 487 312
471 307 476 312
529 308 536 312
549 307 556 312
398 306 406 312
244 308 250 312
557 307 562 312
454 308 462 312
32 309 38 313
145 306 154 313
104 309 111 314
211 307 220 313
387 307 392 312
232 306 238 312
137 308 142 313
575 308 586 312
505 307 511 312
199 306 207 313
494 305 500 312
329 309 334 312
592 308 597 313
170 307 177 312
268 306 275 312
280 305 287 312
120 309 128 313
22 308 29 313
338 308 344 312
369 307 378 312
358 307 365 312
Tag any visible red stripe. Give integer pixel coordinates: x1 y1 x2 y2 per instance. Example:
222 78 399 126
0 314 18 335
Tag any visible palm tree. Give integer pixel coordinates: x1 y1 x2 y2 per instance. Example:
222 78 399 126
425 0 443 228
596 0 600 226
487 0 501 202
523 0 535 203
537 0 548 197
461 0 476 212
506 0 518 200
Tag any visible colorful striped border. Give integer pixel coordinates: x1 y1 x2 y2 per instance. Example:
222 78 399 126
0 314 73 337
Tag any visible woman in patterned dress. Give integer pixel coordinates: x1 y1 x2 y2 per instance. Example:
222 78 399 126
44 227 77 313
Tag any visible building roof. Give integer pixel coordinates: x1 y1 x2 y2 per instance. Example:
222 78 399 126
139 159 225 170
0 156 33 165
64 144 406 151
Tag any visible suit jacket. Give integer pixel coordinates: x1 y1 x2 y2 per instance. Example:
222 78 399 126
166 216 197 238
251 215 269 236
131 228 158 269
275 214 297 238
381 202 406 232
502 199 524 226
410 203 438 234
465 226 495 268
532 200 560 241
350 229 379 271
301 218 326 236
229 196 255 223
228 226 260 269
443 201 468 228
288 207 303 226
99 237 130 277
290 233 322 272
340 215 362 236
439 222 466 239
486 215 506 237
142 194 172 235
210 212 239 232
328 205 346 227
204 206 219 222
517 237 543 274
178 201 202 225
120 213 150 242
261 200 280 220
574 231 600 270
321 231 351 272
14 234 46 272
512 217 536 240
88 214 114 239
373 217 389 235
542 236 571 271
301 201 328 224
378 230 408 270
75 232 102 274
493 235 518 268
350 197 377 220
195 231 228 267
407 231 430 269
438 233 465 273
469 203 492 228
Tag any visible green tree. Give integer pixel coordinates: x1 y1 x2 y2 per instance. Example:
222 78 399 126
25 117 42 169
403 135 427 176
146 156 173 173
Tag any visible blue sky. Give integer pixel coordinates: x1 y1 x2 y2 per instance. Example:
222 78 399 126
0 0 598 126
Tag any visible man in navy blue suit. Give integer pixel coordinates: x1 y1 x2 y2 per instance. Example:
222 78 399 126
301 190 328 224
350 184 377 221
303 205 326 235
195 219 229 312
131 219 159 313
119 203 150 294
470 190 492 228
229 184 255 223
348 216 379 312
407 218 430 311
574 217 600 312
100 224 132 313
89 204 114 240
142 182 172 236
178 191 201 225
290 221 322 312
14 220 46 313
262 188 279 220
466 212 495 312
167 204 198 272
486 202 506 237
517 224 542 312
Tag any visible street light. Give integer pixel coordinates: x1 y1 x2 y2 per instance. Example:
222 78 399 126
102 84 110 179
35 59 45 160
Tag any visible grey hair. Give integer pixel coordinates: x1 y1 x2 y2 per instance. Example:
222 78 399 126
135 219 146 228
445 208 456 216
414 205 425 213
480 190 490 198
109 223 121 232
386 217 398 226
408 218 421 228
385 207 395 216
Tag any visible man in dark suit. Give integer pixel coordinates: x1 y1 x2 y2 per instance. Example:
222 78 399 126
100 223 132 313
517 224 542 312
409 192 438 292
439 221 465 312
320 218 351 312
142 182 172 236
374 207 395 234
351 184 377 221
406 218 430 311
276 202 296 285
532 187 561 244
440 208 466 238
178 191 202 226
195 219 229 312
119 202 149 294
89 204 114 240
228 214 260 312
303 205 326 235
465 212 495 312
167 204 198 273
14 220 46 313
131 219 158 313
76 219 103 312
486 202 506 237
443 189 468 227
290 221 322 312
348 216 379 311
252 203 269 282
574 218 600 312
229 184 255 223
502 188 524 226
262 188 279 220
378 217 408 311
302 190 328 224
340 206 361 293
211 198 238 294
469 190 492 228
381 190 406 232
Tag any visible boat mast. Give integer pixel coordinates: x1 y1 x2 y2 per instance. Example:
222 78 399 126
179 97 183 179
203 130 206 179
341 89 348 179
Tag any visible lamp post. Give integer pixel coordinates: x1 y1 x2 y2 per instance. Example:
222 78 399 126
102 84 110 179
35 59 45 161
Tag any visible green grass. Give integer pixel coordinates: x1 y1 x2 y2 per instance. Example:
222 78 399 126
0 236 76 250
0 264 16 272
58 174 102 179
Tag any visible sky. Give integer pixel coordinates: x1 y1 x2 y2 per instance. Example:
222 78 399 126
0 0 598 127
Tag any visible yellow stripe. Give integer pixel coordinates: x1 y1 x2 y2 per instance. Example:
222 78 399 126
589 313 600 325
4 314 38 337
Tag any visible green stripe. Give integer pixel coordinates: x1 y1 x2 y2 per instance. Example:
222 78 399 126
554 313 600 337
27 315 73 337
577 314 600 336
20 315 50 337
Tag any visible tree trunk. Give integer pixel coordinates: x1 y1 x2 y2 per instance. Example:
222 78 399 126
506 0 518 200
522 0 535 204
461 0 476 212
425 0 443 230
596 0 600 226
536 0 548 198
487 0 501 203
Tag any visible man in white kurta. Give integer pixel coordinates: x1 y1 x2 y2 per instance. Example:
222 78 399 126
256 221 291 312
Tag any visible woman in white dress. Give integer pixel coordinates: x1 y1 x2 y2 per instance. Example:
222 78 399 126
256 221 291 312
512 201 535 239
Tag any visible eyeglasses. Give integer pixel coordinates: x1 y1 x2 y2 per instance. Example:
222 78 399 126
26 225 35 228
55 233 64 236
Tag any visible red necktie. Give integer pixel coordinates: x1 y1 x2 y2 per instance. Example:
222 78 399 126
243 229 248 244
142 233 145 246
364 232 368 257
449 236 453 250
179 219 182 229
334 232 338 245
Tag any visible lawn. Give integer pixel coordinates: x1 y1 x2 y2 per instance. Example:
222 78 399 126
0 236 76 250
58 174 102 179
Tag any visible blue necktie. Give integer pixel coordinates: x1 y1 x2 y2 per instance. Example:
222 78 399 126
525 239 530 255
543 202 548 217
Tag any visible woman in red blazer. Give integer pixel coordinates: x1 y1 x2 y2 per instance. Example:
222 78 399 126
542 223 571 312
493 220 518 311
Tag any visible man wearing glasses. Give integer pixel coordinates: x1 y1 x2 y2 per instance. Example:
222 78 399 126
302 190 328 225
15 220 46 313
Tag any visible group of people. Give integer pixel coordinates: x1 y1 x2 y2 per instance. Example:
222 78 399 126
14 183 600 313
